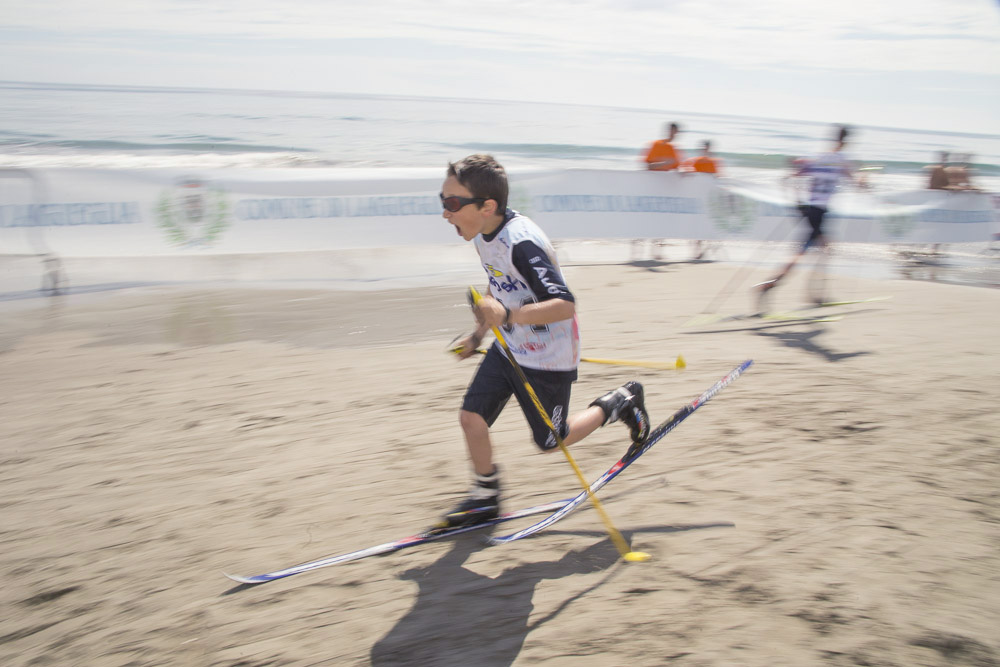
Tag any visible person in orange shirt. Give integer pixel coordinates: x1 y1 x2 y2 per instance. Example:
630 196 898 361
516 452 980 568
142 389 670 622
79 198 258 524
637 122 683 260
681 140 722 175
644 122 683 171
679 140 722 260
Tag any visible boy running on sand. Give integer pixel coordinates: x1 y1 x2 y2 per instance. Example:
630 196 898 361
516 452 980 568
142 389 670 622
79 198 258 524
442 154 650 528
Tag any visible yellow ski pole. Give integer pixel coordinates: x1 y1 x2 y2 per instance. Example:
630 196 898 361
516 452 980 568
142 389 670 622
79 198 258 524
467 286 649 563
579 355 685 370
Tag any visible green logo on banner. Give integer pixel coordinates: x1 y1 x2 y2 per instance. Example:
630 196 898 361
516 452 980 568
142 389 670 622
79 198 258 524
707 189 756 234
878 211 915 240
156 177 230 247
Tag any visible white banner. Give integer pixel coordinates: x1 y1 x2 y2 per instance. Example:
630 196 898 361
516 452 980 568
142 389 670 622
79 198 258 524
1 167 996 258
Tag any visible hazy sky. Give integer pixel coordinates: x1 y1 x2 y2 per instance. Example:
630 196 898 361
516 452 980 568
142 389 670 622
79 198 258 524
2 0 998 134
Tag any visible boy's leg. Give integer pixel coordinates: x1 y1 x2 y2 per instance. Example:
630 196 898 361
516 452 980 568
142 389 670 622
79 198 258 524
517 377 650 450
459 409 495 477
511 368 573 453
757 205 821 293
442 410 502 528
563 406 606 446
440 460 501 528
807 235 830 304
442 349 511 528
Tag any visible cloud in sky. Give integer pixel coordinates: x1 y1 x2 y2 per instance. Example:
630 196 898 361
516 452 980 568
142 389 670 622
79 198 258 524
1 0 997 133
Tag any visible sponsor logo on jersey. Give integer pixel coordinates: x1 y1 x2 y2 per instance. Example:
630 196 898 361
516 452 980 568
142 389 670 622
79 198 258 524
533 265 565 295
489 273 528 294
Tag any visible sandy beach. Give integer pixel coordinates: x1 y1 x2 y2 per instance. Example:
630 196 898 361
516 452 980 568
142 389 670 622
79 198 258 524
1 258 999 666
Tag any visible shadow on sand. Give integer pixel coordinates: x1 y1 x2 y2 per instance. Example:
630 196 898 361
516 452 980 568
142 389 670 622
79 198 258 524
370 522 733 667
682 309 882 363
752 326 872 363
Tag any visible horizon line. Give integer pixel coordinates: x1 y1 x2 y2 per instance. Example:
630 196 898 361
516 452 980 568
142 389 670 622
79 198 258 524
2 78 998 142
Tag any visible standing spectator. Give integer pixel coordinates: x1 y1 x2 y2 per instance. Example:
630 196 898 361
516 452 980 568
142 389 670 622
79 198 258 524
946 154 978 191
681 140 722 175
644 122 683 171
926 151 950 190
638 122 684 260
681 140 722 260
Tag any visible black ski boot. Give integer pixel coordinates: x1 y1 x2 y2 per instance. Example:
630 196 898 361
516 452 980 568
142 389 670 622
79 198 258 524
590 381 650 445
440 467 501 528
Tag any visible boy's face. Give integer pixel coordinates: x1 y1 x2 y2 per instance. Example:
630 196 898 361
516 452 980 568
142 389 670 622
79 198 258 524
441 174 498 241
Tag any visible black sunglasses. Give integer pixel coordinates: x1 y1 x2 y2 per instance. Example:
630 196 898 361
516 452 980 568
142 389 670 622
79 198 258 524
440 193 487 212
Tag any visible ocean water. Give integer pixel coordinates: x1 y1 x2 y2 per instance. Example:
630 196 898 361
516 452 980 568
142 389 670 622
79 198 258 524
2 81 999 194
1 81 998 296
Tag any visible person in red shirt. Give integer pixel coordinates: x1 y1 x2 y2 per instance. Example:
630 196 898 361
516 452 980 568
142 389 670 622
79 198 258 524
644 122 683 171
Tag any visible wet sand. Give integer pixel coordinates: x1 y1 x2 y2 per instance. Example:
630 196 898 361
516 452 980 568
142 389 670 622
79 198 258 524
1 261 998 666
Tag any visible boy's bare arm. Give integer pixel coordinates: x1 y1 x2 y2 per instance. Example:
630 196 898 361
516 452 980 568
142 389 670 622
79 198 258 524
475 294 575 328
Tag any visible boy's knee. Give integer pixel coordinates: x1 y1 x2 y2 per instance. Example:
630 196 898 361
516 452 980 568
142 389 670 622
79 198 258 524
460 409 486 433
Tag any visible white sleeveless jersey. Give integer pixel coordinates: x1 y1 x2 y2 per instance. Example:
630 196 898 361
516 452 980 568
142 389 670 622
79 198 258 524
474 211 580 371
801 151 853 207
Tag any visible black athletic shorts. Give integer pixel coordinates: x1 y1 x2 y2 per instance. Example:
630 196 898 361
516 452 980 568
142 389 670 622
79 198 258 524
462 345 577 451
798 205 827 250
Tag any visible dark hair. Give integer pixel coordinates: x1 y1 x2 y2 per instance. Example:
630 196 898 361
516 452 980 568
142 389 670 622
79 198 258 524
447 154 508 212
669 122 680 134
836 125 851 143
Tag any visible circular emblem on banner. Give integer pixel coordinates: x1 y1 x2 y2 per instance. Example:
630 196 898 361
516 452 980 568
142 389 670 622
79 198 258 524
707 189 757 234
878 211 915 240
156 177 230 247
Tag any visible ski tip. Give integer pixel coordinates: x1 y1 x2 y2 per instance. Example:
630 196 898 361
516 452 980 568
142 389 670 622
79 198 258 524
675 355 686 370
682 313 720 328
223 572 266 585
624 551 652 563
817 295 892 308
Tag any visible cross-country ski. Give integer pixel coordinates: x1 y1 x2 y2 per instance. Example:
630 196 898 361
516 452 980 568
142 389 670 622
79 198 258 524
224 360 752 584
224 498 570 585
684 311 839 328
489 359 752 544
